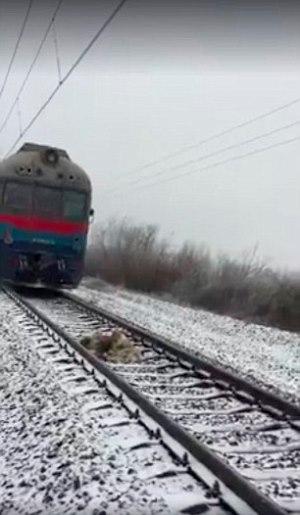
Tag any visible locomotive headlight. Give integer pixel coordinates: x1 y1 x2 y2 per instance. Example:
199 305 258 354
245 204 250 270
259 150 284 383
57 258 66 271
43 147 59 166
4 229 13 245
48 151 56 163
19 255 28 270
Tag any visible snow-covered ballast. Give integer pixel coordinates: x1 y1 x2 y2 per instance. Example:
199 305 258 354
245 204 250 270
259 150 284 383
0 142 93 288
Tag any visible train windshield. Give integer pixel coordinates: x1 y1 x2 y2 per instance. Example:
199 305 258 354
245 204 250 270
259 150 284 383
63 191 86 221
4 181 32 213
34 186 61 219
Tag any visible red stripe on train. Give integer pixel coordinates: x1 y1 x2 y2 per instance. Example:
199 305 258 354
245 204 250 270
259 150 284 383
0 214 88 235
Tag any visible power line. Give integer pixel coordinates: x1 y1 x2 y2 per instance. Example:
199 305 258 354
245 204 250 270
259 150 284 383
52 18 62 84
103 133 300 197
16 97 22 136
0 0 34 102
114 95 300 182
0 0 63 137
103 119 300 193
4 0 128 157
136 134 300 192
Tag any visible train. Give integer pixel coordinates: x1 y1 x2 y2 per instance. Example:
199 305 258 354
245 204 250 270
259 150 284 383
0 142 93 289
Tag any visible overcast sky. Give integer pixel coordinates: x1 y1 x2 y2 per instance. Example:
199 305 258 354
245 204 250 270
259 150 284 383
0 0 299 271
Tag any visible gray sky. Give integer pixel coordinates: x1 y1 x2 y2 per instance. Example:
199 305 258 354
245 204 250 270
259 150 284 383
0 0 299 271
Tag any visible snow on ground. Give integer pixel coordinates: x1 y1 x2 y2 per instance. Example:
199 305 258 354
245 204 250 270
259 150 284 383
0 292 204 514
76 278 300 404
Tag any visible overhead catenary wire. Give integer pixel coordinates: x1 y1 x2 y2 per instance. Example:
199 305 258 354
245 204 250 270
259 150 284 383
113 95 300 182
0 0 34 102
103 119 300 193
4 0 128 157
52 18 62 84
0 0 64 137
102 133 300 197
16 97 22 136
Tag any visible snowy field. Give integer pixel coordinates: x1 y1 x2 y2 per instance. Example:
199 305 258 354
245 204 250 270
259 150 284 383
0 292 205 514
76 278 300 404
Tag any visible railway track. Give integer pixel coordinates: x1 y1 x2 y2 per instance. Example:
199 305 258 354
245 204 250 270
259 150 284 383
4 286 300 514
0 287 245 515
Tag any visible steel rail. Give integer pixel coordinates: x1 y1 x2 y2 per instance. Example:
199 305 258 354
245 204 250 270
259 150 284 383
3 286 288 515
2 287 234 514
62 290 300 420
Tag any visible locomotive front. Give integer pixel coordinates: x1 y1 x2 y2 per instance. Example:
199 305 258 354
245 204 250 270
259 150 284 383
0 142 92 288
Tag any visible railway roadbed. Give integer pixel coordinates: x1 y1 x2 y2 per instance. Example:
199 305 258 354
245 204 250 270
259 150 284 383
76 280 300 404
0 289 256 515
1 287 300 514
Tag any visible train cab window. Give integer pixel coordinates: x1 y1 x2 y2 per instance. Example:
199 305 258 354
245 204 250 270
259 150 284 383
4 181 32 213
63 191 86 221
34 186 62 219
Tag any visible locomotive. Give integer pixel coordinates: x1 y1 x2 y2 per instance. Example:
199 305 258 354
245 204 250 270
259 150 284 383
0 142 93 289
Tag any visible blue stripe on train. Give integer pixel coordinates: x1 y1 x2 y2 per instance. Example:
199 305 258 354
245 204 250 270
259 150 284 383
0 223 87 255
0 224 87 287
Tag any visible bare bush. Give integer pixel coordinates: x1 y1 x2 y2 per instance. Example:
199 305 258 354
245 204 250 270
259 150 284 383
85 218 176 292
267 275 300 331
85 219 300 333
170 244 212 303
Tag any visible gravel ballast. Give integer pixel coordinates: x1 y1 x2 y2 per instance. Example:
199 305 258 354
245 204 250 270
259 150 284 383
76 279 300 403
